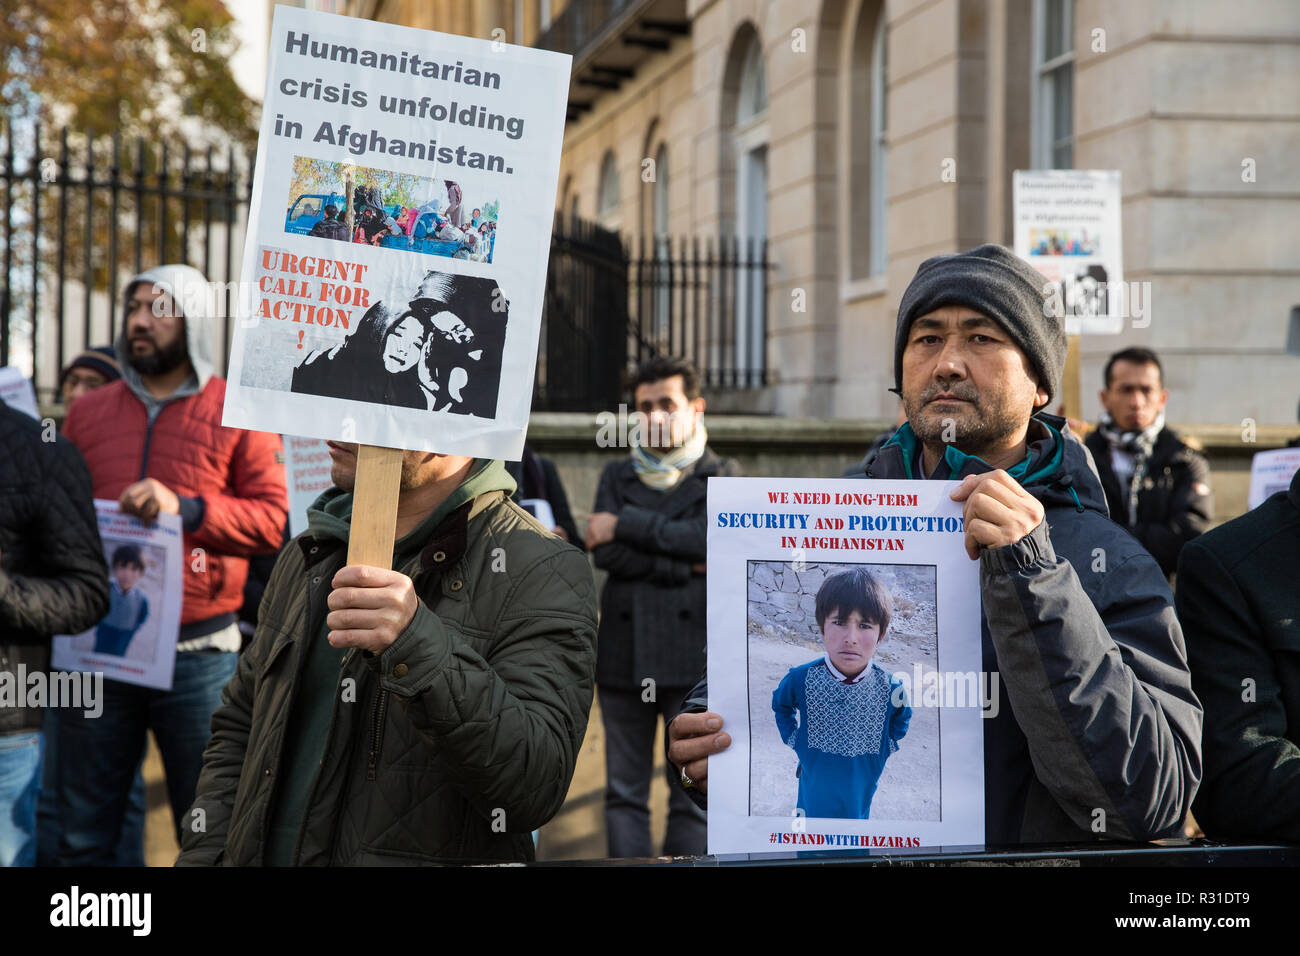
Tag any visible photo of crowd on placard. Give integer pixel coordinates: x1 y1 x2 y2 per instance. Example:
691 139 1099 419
285 156 498 263
289 269 507 420
1027 227 1099 257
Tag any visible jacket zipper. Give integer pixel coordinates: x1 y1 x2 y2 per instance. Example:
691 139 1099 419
139 409 159 479
367 687 389 781
276 565 342 865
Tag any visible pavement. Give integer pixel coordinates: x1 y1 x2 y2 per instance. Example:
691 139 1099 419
143 695 672 865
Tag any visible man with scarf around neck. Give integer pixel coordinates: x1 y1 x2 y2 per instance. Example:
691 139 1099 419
667 245 1202 846
585 356 740 858
1084 347 1213 579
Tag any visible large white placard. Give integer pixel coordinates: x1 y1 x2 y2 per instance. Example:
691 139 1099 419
222 7 570 459
706 478 986 855
1248 447 1300 510
0 366 40 419
1014 169 1126 335
52 501 183 691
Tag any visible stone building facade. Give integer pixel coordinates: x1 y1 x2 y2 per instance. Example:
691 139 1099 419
348 0 1300 426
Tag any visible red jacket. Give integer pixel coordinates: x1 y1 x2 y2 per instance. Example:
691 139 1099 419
63 377 288 626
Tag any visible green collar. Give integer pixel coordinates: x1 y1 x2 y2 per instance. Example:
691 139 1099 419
883 419 1063 484
305 458 517 561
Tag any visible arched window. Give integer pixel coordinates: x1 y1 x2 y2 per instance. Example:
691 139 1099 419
734 33 768 246
650 142 671 343
652 143 669 240
848 1 888 279
730 29 768 384
597 150 621 230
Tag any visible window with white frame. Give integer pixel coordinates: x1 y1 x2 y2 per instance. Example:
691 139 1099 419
597 151 621 229
848 1 888 281
1033 0 1074 169
733 32 768 382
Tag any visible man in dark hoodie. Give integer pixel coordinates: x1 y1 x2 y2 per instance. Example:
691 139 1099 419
667 245 1202 846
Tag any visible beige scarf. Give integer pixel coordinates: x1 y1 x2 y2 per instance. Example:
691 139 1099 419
631 420 709 491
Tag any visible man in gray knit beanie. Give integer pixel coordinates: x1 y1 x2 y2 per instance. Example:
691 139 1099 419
883 244 1066 484
667 242 1201 847
894 243 1066 408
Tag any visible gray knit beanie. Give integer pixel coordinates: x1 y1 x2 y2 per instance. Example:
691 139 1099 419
893 244 1066 408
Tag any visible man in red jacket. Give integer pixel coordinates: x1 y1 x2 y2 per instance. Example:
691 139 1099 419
58 264 288 864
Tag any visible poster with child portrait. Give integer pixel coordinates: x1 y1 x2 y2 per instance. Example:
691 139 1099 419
707 478 986 856
52 501 184 691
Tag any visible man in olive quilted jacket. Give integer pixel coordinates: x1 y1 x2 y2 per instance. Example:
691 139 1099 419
177 445 597 865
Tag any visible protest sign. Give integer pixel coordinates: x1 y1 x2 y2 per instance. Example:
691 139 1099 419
53 501 183 691
1014 169 1126 336
1248 447 1300 510
222 6 571 461
284 434 334 537
0 366 40 419
706 478 985 855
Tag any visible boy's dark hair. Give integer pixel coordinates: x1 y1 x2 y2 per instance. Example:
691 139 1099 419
1103 347 1163 387
111 544 145 571
814 567 892 638
631 355 700 401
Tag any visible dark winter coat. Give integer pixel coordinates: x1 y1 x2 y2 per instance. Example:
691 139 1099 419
505 447 583 551
593 447 741 691
1084 425 1213 576
307 217 350 242
0 404 109 734
176 463 597 865
676 414 1202 845
1177 468 1300 841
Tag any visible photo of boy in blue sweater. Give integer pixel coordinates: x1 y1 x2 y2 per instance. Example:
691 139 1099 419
772 566 911 820
94 544 150 656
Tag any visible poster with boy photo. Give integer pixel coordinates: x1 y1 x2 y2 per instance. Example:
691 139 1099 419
52 501 184 691
707 477 985 855
747 560 940 822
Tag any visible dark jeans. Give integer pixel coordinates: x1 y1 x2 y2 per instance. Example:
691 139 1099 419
599 683 705 859
54 650 237 866
0 731 42 866
37 707 147 866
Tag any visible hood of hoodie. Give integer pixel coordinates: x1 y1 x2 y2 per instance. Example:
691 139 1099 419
865 412 1109 518
304 458 518 563
117 265 219 399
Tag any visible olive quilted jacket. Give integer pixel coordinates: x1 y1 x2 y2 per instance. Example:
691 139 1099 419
176 480 597 865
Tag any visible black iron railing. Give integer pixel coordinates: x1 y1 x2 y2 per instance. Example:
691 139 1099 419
538 217 773 410
537 214 630 412
2 120 772 412
628 233 772 390
1 117 251 402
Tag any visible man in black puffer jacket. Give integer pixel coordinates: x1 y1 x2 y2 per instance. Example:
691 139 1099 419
0 400 109 865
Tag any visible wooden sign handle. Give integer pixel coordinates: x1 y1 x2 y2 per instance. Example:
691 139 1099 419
347 445 403 570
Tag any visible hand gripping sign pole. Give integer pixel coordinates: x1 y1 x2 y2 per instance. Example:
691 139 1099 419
348 445 403 569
